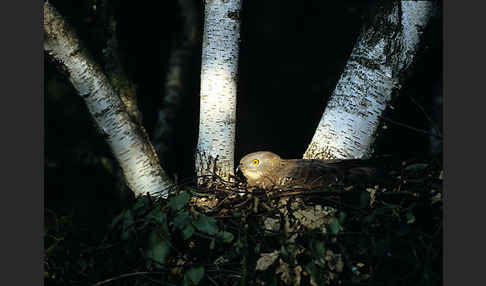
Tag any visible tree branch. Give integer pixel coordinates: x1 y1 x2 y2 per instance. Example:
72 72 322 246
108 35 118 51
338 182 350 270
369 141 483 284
44 1 173 197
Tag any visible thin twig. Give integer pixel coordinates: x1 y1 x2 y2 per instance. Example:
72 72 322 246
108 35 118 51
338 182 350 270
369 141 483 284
408 94 442 138
380 115 442 139
92 271 170 286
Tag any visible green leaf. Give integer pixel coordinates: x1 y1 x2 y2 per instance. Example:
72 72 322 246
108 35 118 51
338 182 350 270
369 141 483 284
328 218 341 235
406 210 416 224
169 192 190 212
337 211 346 223
255 243 261 253
193 214 218 235
217 231 234 243
173 211 193 229
145 230 170 265
210 239 215 250
121 210 134 241
235 238 243 249
405 163 428 172
133 196 150 213
304 262 322 286
184 266 205 285
382 201 401 209
363 213 375 223
304 262 315 275
147 207 167 225
182 225 195 240
280 245 288 257
314 240 326 258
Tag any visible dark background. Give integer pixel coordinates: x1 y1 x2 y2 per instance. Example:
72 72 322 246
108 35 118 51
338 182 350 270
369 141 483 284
45 0 442 223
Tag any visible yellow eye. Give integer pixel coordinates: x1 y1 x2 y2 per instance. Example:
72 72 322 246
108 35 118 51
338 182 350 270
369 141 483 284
251 159 259 166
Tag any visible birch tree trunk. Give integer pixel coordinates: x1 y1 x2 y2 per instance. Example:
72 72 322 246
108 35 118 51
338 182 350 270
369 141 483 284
44 2 173 197
195 0 242 181
304 0 436 160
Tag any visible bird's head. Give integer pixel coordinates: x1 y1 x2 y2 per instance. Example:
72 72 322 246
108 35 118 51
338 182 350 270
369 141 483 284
237 151 282 183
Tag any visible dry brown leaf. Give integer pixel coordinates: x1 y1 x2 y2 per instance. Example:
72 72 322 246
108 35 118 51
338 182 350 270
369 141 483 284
255 250 280 271
336 256 344 273
294 265 303 286
366 187 377 207
263 217 280 233
276 259 291 284
293 205 331 231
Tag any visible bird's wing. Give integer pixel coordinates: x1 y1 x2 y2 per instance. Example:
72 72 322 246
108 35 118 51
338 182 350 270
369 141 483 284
277 159 376 188
275 160 340 187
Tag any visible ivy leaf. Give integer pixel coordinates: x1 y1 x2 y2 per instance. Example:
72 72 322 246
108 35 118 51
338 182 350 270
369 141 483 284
363 213 375 223
382 202 401 209
304 262 322 286
280 245 288 258
405 163 428 172
169 192 190 212
217 231 234 243
182 225 195 240
147 207 167 225
184 266 205 285
173 211 193 229
121 210 134 241
314 240 326 258
328 218 341 235
145 230 170 266
133 196 150 213
193 214 218 235
337 211 346 223
406 210 416 224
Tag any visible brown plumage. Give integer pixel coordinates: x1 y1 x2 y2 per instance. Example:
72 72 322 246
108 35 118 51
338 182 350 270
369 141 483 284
237 151 376 189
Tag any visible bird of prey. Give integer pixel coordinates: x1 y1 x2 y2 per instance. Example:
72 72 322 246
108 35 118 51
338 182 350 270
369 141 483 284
237 151 377 190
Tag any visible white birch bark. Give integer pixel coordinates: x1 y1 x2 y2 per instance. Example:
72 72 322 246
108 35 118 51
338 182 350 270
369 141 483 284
195 0 242 180
304 0 436 160
44 2 173 197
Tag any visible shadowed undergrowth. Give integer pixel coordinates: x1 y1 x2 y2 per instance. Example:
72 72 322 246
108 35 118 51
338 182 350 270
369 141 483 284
45 156 442 286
